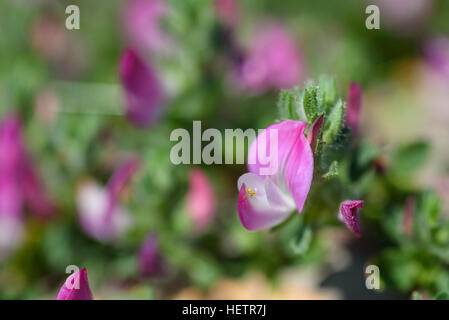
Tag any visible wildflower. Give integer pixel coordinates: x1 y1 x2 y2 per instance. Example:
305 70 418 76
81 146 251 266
237 24 303 93
346 82 362 135
237 120 313 230
56 268 93 300
119 48 165 127
338 200 364 237
77 158 139 243
186 169 216 231
122 0 170 52
138 234 163 278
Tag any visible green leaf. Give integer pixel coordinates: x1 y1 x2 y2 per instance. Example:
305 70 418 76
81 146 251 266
277 89 296 120
391 141 430 177
290 226 313 255
435 292 449 300
322 99 345 146
302 81 320 123
319 75 336 111
322 161 339 179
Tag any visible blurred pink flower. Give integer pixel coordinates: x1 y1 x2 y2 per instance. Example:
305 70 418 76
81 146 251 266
237 24 303 93
0 114 56 259
119 48 165 127
56 268 93 300
338 200 364 238
237 120 314 230
77 157 139 243
186 169 216 231
346 82 362 135
215 0 239 27
123 0 170 52
138 234 163 278
423 37 449 80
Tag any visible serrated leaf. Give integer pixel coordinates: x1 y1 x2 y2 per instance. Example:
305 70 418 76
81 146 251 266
319 75 336 111
322 99 345 146
302 82 320 123
293 87 307 122
277 89 295 120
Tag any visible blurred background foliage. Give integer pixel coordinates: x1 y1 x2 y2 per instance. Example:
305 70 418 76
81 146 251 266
0 0 449 299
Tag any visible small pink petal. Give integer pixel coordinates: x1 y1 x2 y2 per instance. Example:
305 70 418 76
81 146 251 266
307 114 324 151
338 200 364 237
56 268 93 300
119 48 164 127
346 82 362 134
186 169 216 231
123 0 170 52
138 234 163 278
238 24 303 93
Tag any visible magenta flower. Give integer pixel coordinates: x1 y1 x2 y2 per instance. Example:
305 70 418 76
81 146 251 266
56 268 93 300
237 24 303 93
424 37 449 79
138 234 163 278
122 0 170 52
0 114 56 259
338 200 364 238
237 120 314 231
77 158 139 243
119 48 165 127
186 169 216 231
346 82 362 134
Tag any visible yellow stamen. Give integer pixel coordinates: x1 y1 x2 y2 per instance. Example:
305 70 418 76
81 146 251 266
246 188 256 197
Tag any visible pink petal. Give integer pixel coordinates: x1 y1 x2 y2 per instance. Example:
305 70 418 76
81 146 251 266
186 169 216 231
248 120 308 179
284 127 314 213
22 156 56 219
306 114 324 152
238 24 303 93
119 48 164 127
138 234 163 278
238 183 291 231
123 0 170 52
56 268 93 300
346 82 362 134
338 200 364 237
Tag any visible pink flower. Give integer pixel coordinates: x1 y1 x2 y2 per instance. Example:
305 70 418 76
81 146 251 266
237 24 303 93
122 0 170 52
77 158 139 243
423 37 449 80
119 48 165 127
56 268 93 300
138 234 163 278
346 82 362 134
186 169 216 231
237 120 314 230
0 114 55 259
338 200 364 238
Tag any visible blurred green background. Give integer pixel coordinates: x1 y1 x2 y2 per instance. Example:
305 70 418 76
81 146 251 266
0 0 449 299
